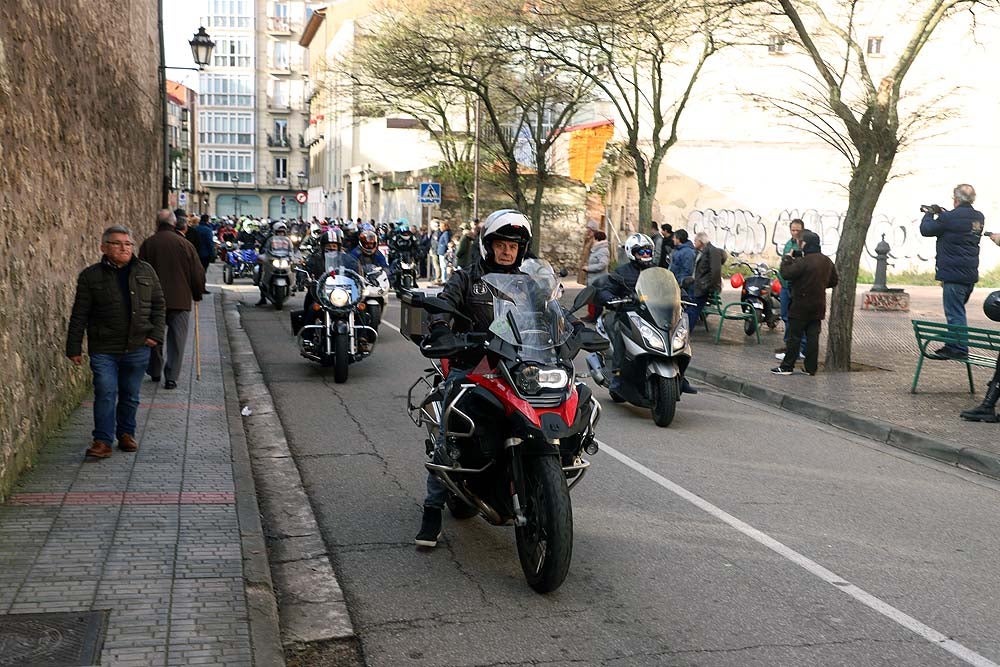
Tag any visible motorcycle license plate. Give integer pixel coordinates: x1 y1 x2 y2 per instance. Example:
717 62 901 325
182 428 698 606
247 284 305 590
752 303 763 309
275 278 288 287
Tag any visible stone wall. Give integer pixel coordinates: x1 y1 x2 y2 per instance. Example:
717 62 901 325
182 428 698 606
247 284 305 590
0 1 162 498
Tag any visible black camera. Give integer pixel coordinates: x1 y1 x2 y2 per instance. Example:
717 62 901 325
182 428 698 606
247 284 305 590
920 204 943 214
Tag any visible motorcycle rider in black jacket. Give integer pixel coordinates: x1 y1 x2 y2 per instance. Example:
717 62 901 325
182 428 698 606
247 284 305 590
596 233 697 395
415 210 585 547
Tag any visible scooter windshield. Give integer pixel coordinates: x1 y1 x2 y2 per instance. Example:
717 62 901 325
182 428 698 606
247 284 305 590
268 237 292 256
484 259 568 363
635 267 681 330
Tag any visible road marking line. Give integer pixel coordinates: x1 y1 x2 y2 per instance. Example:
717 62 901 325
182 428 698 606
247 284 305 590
598 440 998 667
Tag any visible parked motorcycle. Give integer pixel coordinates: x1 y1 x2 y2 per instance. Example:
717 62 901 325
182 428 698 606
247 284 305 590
730 261 781 335
587 267 692 427
291 257 377 382
402 259 608 593
222 244 258 285
258 237 293 310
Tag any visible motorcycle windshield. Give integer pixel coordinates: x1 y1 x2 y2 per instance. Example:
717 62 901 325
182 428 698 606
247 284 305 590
324 251 353 273
484 259 568 363
320 273 359 304
635 267 681 330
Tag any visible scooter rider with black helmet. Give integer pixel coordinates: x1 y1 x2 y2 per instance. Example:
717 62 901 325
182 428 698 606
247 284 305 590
597 233 697 395
414 209 584 547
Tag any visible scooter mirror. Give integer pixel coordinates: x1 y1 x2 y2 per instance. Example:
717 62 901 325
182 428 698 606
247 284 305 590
570 285 596 312
578 329 610 352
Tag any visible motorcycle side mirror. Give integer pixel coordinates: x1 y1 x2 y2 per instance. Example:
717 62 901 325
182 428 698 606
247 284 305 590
423 296 473 323
570 285 595 312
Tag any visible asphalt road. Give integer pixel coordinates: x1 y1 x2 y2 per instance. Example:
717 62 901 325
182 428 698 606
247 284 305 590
231 283 1000 667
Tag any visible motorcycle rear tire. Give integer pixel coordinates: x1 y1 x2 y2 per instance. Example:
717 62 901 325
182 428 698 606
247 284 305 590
333 333 349 383
446 493 478 520
651 375 678 427
743 316 757 336
223 265 234 285
515 455 573 594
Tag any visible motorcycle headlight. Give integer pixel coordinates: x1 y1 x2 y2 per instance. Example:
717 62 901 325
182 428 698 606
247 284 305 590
291 235 301 244
272 258 290 269
328 287 350 307
514 366 568 395
638 323 665 351
672 317 689 352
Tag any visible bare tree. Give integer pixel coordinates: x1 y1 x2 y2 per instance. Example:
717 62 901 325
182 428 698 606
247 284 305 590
344 0 593 250
771 0 995 370
523 0 736 227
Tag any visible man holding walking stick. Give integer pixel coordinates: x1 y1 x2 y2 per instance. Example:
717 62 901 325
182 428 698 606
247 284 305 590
139 209 206 390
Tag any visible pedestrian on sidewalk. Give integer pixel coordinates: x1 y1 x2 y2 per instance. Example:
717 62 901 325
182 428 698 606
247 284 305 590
690 231 727 330
436 221 452 284
669 229 695 294
66 225 165 459
139 209 206 390
919 183 986 360
960 291 1000 422
776 218 807 361
580 230 609 322
577 219 599 286
771 230 838 376
657 224 674 269
191 213 217 272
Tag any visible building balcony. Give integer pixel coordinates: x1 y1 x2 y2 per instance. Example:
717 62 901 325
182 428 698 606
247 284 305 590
267 57 292 75
266 16 292 34
304 125 323 148
264 173 290 187
267 97 291 113
267 133 291 151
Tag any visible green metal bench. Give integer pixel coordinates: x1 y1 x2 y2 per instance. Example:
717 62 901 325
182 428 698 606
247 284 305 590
910 320 1000 393
699 293 725 332
713 302 761 344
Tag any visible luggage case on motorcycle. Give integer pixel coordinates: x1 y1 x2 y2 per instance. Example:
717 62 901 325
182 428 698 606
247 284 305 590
400 287 442 343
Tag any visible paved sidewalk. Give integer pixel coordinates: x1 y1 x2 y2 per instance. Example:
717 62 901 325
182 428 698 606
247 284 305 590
687 284 1000 477
0 288 280 666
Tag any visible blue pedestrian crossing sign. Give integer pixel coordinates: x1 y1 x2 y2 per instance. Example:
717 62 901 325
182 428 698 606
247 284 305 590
419 182 441 205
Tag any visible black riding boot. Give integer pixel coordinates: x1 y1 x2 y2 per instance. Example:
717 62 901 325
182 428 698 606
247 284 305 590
960 381 1000 423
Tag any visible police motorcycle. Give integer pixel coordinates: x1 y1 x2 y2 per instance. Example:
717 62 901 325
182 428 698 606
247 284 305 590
257 228 293 310
402 259 608 593
729 259 781 335
587 266 692 427
292 251 377 383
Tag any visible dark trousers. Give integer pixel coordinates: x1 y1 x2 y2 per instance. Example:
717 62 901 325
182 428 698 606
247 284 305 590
147 309 191 383
781 318 821 374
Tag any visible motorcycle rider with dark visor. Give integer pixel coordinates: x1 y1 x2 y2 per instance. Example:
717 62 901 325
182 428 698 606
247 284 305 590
414 209 584 547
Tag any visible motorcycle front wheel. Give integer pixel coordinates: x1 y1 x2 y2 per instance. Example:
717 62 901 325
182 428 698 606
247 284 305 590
651 375 678 427
742 305 758 336
333 333 349 383
223 265 234 284
515 455 573 594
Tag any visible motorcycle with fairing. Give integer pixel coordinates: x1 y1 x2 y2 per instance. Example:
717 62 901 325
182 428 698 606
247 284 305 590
291 252 378 382
587 267 692 427
257 236 294 310
402 259 608 593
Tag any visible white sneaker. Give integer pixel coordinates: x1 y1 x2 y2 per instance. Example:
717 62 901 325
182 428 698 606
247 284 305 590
775 352 806 360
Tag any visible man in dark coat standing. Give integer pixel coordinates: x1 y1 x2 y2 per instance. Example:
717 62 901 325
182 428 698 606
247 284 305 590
771 230 838 376
919 183 986 359
66 225 165 458
140 209 206 390
691 231 727 329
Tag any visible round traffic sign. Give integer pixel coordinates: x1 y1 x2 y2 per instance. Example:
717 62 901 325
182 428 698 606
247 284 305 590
295 191 308 204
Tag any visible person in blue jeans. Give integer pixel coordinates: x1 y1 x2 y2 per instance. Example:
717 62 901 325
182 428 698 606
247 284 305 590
66 225 165 459
919 183 986 359
776 218 807 361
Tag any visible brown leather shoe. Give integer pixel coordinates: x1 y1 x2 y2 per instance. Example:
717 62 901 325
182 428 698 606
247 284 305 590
85 441 113 458
117 433 138 452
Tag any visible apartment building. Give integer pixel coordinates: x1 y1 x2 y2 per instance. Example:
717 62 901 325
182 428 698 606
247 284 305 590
165 80 205 213
198 0 314 219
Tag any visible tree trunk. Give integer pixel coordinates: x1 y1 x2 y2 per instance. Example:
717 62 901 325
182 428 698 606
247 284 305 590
824 153 893 371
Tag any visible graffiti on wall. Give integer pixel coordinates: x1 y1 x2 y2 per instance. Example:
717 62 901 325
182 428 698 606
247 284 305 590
686 207 933 266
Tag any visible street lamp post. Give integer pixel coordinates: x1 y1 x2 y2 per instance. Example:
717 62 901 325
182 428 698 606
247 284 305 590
158 10 215 207
296 171 306 221
231 175 240 216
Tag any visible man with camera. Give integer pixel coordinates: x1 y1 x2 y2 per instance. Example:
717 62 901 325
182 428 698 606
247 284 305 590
919 184 986 360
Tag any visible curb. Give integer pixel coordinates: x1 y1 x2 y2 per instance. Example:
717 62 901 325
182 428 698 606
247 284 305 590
220 290 356 652
686 366 1000 481
216 296 286 667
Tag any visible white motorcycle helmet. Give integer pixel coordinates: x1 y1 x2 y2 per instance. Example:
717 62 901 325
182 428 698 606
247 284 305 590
624 233 655 267
272 221 288 234
479 209 532 268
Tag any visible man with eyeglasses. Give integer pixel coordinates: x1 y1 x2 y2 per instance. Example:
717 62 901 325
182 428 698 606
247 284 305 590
66 225 165 458
139 209 206 390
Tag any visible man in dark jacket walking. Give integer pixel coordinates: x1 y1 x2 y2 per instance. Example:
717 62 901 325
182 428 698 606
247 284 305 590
66 225 165 458
771 230 838 376
919 183 986 359
139 209 206 390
